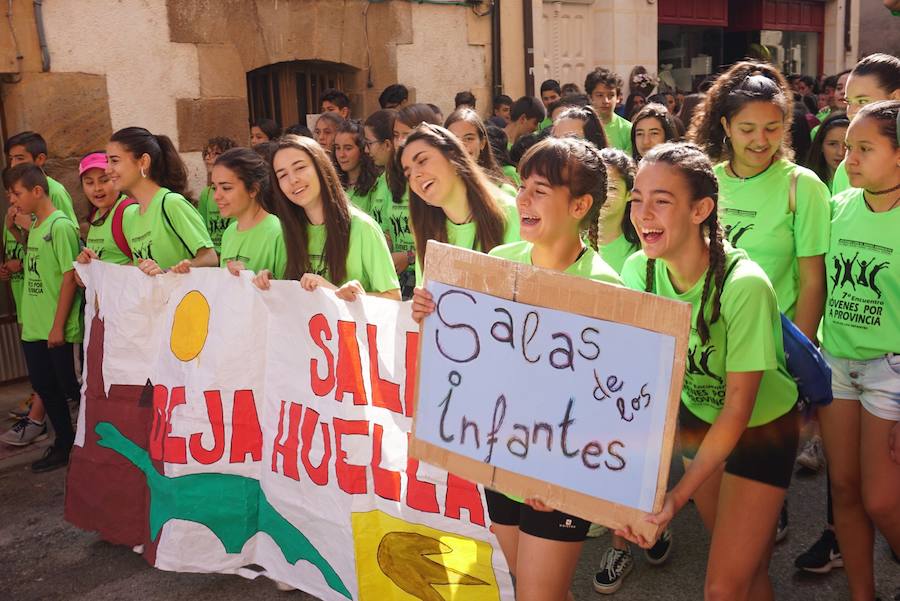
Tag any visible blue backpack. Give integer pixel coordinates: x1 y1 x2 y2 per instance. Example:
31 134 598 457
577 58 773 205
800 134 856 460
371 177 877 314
723 259 832 410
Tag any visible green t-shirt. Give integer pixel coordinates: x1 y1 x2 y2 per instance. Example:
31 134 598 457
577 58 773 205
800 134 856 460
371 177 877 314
822 188 900 360
599 234 639 275
3 227 26 321
369 173 392 231
714 159 831 318
305 206 400 293
127 188 214 270
346 182 380 216
602 113 633 155
502 164 521 187
383 188 414 253
197 185 233 255
415 194 521 285
48 177 79 226
21 211 83 343
621 246 797 427
220 214 287 279
489 240 623 285
85 196 138 266
830 159 852 197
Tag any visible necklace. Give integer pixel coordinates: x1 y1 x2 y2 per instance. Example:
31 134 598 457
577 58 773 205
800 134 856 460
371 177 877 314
727 158 774 181
865 181 900 195
863 195 900 213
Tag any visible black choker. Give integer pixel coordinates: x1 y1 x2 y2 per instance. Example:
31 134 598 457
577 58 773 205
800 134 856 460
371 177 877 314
865 181 900 195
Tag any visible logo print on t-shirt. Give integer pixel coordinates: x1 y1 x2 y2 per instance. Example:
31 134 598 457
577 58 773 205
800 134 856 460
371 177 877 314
26 253 39 278
832 252 890 299
686 344 722 384
724 222 754 246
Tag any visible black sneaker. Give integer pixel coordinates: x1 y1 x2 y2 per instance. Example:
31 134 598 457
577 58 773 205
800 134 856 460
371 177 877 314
644 528 672 565
592 547 633 595
794 529 843 574
776 503 788 543
31 446 70 473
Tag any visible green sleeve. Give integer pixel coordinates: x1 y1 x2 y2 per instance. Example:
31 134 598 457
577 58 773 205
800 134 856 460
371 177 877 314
501 200 521 244
197 187 211 223
165 196 214 255
50 219 81 275
794 169 831 257
50 181 78 225
722 271 778 372
620 251 648 291
830 160 851 196
358 217 401 293
502 165 521 187
272 229 288 280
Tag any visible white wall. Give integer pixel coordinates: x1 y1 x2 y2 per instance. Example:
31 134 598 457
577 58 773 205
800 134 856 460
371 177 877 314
42 0 207 193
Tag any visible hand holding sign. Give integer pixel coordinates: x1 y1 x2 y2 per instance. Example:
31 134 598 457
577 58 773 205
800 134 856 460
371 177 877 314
409 242 691 542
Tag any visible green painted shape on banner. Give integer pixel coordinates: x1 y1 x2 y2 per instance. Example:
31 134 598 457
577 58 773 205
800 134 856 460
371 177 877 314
95 421 352 599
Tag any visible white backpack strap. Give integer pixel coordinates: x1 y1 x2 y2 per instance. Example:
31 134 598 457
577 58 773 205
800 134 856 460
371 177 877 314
789 169 800 214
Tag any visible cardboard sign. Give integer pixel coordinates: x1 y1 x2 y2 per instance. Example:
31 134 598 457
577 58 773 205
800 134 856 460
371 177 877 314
409 242 691 541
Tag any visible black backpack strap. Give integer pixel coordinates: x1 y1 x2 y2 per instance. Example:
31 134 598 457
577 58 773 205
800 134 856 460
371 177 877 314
160 192 193 255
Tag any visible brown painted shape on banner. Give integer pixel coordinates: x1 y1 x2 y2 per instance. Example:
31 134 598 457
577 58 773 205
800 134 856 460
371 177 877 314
64 314 155 557
376 531 489 601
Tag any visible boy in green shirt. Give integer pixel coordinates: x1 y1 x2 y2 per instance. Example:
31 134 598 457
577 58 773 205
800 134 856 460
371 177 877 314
5 131 80 227
2 164 82 472
585 68 634 155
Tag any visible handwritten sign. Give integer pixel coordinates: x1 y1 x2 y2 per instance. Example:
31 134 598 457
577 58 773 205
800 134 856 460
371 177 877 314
410 242 691 540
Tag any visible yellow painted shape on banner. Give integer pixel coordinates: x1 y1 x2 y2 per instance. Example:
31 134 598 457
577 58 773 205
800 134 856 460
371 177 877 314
170 290 210 362
352 510 499 601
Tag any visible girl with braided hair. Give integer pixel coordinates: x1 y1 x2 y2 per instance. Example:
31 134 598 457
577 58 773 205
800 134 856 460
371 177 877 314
690 61 830 344
617 143 799 601
411 136 621 601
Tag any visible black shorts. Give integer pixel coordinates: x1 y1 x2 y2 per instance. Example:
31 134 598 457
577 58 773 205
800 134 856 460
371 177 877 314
679 404 799 489
485 489 590 542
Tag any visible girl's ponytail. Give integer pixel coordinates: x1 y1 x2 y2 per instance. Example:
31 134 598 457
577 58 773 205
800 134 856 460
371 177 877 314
151 134 188 196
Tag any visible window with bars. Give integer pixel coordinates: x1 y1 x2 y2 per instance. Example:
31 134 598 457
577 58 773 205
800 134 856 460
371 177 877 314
246 61 348 127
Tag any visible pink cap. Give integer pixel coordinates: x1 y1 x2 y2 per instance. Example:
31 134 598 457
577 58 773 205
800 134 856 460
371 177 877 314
79 152 108 176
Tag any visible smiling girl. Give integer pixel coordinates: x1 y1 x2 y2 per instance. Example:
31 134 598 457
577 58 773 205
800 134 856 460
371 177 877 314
79 152 137 265
212 147 286 278
596 148 640 275
618 142 799 601
444 108 516 197
334 120 380 215
631 103 679 161
253 135 399 301
410 137 620 601
690 62 830 342
400 123 519 287
82 127 216 276
817 100 900 601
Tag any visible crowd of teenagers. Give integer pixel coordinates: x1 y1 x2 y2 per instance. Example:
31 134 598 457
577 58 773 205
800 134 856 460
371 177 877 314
1 51 899 601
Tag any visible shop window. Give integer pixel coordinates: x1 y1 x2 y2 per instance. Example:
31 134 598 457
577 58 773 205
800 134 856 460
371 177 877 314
761 30 819 77
247 61 348 127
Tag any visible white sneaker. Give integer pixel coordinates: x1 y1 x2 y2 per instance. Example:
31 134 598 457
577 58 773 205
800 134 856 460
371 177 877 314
797 436 825 472
0 418 48 446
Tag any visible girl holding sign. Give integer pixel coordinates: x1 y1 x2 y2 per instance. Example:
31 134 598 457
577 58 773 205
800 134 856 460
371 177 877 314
400 123 520 286
411 136 620 601
816 100 900 601
253 135 400 301
617 142 799 601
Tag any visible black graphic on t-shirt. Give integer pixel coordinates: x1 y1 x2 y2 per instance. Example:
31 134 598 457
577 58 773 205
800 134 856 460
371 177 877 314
26 253 39 278
687 344 722 384
833 252 890 298
725 222 754 246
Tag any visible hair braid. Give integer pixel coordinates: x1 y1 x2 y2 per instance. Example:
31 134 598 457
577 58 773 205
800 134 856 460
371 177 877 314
696 214 727 344
644 258 656 293
587 219 599 251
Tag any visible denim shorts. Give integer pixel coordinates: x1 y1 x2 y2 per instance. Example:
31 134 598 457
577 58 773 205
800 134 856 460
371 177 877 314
823 350 900 421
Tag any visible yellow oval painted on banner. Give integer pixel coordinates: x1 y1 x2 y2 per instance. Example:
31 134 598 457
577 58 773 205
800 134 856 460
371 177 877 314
170 290 210 362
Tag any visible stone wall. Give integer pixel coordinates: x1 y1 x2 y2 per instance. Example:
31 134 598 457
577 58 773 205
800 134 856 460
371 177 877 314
1 0 497 204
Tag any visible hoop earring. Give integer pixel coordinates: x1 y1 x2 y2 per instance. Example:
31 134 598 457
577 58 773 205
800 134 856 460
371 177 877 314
722 134 729 147
140 167 146 178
